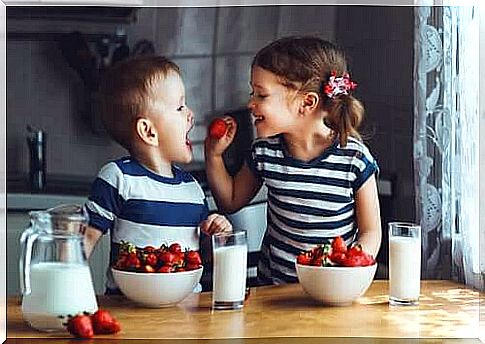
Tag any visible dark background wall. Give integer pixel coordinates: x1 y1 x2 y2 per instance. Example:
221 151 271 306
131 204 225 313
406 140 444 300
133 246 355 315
6 5 415 222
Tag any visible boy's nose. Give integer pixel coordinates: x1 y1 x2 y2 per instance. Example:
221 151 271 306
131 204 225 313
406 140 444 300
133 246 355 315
187 109 194 126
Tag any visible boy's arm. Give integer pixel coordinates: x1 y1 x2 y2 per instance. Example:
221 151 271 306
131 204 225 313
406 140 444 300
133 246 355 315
83 225 103 259
354 175 382 258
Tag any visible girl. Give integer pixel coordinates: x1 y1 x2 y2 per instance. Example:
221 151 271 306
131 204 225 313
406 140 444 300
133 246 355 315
205 36 381 284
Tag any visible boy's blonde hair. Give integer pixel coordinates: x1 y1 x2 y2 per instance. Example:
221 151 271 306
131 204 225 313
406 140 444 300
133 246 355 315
97 56 181 150
252 36 364 147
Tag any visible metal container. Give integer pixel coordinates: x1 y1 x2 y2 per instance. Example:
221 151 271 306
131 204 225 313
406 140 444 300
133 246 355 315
26 126 46 191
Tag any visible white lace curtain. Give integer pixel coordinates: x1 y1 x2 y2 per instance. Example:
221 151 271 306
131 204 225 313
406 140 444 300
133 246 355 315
414 5 482 290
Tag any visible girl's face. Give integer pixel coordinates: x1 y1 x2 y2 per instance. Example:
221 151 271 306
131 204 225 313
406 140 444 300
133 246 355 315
147 71 194 164
248 66 300 138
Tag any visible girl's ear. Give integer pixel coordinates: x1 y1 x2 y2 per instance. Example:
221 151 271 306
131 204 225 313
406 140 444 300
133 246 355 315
299 92 321 114
136 117 159 146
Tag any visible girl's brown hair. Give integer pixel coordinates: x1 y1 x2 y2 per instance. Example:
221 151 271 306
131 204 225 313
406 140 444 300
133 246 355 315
97 56 180 150
252 36 364 147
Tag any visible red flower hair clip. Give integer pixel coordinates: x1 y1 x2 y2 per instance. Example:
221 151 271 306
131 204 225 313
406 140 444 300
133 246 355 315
322 71 358 99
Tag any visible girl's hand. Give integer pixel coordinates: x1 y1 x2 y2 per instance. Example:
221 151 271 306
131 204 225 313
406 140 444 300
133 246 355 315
204 116 237 158
200 213 233 236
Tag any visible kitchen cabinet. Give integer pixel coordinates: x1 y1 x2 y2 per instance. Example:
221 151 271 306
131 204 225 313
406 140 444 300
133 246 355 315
6 280 484 342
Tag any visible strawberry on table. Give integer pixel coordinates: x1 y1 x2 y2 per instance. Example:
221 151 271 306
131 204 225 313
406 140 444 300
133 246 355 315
91 309 121 335
63 313 94 339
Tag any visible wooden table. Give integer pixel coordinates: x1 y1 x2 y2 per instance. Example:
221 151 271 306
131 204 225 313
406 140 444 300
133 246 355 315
6 280 485 343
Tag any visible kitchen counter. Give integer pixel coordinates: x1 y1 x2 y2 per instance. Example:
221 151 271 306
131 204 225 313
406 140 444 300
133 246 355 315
6 280 484 343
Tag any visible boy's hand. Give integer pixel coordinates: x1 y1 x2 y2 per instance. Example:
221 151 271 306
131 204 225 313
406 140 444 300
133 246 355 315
204 116 237 158
200 213 233 236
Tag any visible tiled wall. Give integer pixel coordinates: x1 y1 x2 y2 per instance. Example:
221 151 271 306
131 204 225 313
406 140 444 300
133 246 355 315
335 6 415 221
7 6 337 179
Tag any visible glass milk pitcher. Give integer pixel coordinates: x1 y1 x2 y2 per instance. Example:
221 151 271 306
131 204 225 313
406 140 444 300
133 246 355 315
20 204 98 332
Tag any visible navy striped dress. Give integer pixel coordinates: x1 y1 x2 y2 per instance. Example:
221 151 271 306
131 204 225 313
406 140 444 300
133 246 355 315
247 134 378 284
84 157 208 291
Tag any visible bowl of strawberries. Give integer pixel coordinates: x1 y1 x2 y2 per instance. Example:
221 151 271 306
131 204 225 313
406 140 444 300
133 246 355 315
111 241 203 308
295 236 377 306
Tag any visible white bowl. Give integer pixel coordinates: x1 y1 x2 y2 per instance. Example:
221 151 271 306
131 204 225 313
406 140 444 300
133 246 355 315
111 267 203 308
295 263 377 306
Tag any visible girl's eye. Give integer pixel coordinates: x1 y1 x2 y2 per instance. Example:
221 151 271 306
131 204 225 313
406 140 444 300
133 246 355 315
249 92 267 99
177 105 186 111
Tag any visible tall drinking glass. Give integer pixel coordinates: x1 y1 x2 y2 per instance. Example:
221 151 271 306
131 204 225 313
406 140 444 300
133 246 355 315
212 230 247 310
388 222 421 306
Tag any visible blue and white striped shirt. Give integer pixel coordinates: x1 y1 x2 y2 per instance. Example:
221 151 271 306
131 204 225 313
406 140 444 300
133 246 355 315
247 134 378 284
84 157 208 290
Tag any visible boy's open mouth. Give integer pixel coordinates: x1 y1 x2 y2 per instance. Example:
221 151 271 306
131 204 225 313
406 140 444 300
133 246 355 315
185 122 193 150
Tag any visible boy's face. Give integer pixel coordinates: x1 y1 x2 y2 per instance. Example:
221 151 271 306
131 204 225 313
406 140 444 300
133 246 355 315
147 71 194 164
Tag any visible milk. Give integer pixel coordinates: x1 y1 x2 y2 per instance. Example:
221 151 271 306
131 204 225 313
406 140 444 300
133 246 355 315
213 245 247 303
389 236 421 302
22 262 98 331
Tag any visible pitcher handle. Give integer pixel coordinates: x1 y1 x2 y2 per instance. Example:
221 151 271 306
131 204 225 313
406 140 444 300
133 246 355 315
19 225 38 296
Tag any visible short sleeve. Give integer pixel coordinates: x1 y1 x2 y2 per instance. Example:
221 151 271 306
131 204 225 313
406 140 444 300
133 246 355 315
352 149 379 191
244 141 263 178
84 162 126 234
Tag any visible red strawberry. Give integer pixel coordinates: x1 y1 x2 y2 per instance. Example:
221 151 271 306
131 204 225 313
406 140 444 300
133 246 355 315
158 251 176 266
169 243 182 254
64 313 94 338
185 263 201 271
144 253 158 267
126 252 141 270
208 118 227 139
331 236 347 253
185 250 202 266
91 309 121 335
158 265 173 273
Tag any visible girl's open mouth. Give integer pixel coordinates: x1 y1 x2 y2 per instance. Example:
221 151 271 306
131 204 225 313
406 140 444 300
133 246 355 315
252 112 264 125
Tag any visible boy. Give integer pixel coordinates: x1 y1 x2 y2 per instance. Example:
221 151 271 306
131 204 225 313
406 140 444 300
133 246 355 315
83 56 232 294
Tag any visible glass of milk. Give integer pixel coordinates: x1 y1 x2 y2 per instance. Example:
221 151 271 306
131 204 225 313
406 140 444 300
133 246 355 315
212 230 248 310
388 222 421 306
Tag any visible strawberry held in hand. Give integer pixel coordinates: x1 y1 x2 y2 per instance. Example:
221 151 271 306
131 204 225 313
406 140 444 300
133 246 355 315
208 118 228 139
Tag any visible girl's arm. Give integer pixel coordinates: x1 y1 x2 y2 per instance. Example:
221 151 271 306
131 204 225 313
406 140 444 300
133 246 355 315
205 156 262 214
354 175 382 258
205 116 262 213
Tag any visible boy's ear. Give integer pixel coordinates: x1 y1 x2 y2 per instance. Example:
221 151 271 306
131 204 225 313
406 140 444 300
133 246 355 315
136 117 159 146
299 92 320 115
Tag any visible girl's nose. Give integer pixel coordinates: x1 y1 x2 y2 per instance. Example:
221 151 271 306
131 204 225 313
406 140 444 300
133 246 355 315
247 98 256 110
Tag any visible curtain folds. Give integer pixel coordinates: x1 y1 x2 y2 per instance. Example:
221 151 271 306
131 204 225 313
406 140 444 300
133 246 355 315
414 5 482 290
